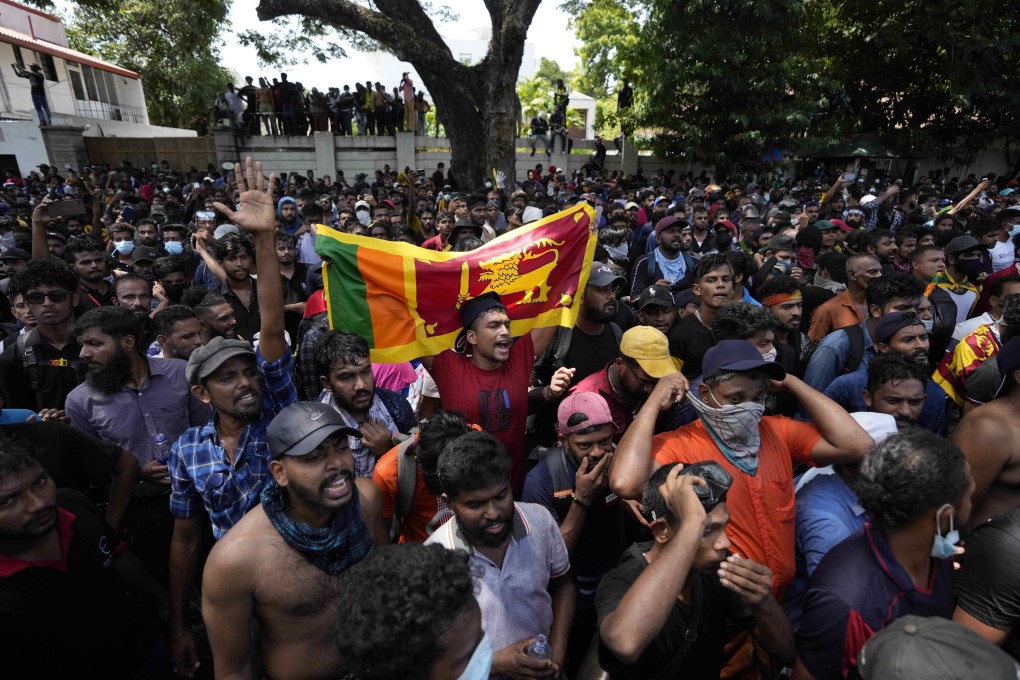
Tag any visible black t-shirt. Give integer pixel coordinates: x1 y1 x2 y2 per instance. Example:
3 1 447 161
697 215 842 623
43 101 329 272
0 490 161 677
0 329 85 411
596 542 751 680
667 313 715 379
220 277 261 343
565 325 621 387
955 507 1020 660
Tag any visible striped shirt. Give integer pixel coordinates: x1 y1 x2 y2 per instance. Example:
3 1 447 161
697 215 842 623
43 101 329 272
169 348 297 539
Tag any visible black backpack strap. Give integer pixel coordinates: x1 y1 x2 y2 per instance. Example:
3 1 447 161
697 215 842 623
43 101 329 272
552 325 572 372
547 446 575 520
16 333 40 391
842 324 866 375
395 428 421 520
609 322 623 347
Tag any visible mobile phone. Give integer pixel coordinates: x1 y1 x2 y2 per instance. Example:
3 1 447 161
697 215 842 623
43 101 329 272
841 172 856 182
46 200 87 218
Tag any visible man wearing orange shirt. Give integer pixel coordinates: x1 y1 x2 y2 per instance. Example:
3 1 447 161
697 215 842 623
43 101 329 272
372 411 473 543
609 339 871 601
609 339 870 677
807 254 882 344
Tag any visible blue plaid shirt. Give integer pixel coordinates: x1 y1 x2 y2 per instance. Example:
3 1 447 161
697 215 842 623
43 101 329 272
169 348 298 539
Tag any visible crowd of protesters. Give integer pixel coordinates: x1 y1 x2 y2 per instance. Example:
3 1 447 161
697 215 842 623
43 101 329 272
210 72 432 137
1 154 1020 680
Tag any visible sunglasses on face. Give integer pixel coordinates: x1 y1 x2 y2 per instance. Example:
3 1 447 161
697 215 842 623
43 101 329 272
24 290 71 304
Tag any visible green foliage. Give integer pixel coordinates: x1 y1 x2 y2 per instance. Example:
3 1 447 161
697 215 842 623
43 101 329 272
813 0 1020 164
570 0 1020 171
60 0 235 130
568 0 643 100
534 57 571 89
516 74 583 129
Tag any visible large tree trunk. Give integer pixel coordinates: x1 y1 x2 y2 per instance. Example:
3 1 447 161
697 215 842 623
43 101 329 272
255 0 539 190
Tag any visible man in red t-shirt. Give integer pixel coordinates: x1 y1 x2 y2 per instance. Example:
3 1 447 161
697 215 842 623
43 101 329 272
420 292 560 491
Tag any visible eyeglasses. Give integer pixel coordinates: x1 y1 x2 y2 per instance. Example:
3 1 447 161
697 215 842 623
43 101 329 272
24 290 71 304
627 362 659 389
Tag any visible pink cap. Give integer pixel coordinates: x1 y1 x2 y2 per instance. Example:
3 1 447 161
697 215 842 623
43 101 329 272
557 392 614 435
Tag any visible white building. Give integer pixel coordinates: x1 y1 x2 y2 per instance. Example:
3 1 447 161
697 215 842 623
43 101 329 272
0 0 193 173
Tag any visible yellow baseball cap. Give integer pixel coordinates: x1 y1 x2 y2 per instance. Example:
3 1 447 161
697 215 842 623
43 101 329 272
620 326 682 378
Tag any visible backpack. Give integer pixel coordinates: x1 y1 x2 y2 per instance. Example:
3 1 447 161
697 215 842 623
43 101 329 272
15 333 85 411
394 428 422 521
531 445 576 521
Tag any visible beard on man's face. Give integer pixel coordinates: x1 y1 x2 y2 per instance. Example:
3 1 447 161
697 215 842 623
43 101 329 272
454 505 514 549
86 347 134 394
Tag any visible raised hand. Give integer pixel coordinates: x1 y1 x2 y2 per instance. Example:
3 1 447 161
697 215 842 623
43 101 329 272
212 157 277 234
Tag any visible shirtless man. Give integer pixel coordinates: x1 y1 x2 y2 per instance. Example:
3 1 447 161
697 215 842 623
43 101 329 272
952 337 1020 524
201 401 388 680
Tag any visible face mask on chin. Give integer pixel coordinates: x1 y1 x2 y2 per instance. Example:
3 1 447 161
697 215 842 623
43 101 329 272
930 503 959 559
455 633 493 680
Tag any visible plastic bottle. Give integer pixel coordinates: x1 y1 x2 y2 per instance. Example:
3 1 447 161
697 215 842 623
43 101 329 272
526 634 552 662
154 434 171 465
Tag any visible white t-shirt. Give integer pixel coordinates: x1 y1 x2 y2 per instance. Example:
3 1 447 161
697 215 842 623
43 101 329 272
953 312 993 343
990 239 1015 273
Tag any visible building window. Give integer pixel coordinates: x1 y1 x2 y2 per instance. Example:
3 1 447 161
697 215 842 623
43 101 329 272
69 69 85 100
41 54 58 82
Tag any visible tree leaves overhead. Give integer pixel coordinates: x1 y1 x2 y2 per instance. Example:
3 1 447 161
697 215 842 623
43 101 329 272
570 0 1020 171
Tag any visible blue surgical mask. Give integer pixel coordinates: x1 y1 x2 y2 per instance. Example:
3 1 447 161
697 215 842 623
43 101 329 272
164 241 184 255
1009 225 1020 240
113 240 135 255
930 503 959 559
921 318 934 333
456 633 493 680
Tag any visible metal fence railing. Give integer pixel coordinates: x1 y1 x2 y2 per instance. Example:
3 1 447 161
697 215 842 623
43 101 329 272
73 100 147 125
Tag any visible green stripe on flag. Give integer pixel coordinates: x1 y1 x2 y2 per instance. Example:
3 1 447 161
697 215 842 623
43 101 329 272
319 238 374 345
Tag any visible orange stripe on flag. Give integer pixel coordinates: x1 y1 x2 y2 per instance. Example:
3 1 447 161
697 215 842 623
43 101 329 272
358 250 417 348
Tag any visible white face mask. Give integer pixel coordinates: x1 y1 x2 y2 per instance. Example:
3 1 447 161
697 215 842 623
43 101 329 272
761 347 778 363
455 633 493 680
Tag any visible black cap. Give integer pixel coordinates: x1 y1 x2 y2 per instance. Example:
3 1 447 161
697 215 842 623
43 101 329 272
459 292 504 330
132 246 158 262
267 401 362 459
639 284 673 310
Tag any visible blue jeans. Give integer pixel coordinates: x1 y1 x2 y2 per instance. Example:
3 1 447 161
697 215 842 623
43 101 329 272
32 94 51 125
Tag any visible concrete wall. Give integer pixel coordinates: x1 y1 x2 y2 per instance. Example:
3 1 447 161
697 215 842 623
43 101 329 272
74 117 196 138
0 119 48 173
208 128 711 185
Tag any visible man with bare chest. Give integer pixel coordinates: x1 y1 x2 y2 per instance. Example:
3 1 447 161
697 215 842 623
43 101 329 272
953 337 1020 524
202 400 389 679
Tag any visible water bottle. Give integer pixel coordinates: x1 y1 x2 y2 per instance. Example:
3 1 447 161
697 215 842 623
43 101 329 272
526 634 552 662
154 434 171 465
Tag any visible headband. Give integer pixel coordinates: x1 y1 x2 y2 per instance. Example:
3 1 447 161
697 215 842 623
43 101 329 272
761 290 802 306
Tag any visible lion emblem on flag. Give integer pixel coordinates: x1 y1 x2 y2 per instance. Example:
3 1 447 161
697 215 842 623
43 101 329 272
458 238 566 307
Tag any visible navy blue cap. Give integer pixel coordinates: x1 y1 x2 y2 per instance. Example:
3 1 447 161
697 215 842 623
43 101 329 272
702 339 786 381
459 291 504 330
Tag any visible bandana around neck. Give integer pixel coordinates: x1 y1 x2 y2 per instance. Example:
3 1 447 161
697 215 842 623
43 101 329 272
260 478 374 575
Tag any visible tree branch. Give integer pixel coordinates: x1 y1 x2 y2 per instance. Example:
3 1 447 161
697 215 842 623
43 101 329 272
256 0 468 78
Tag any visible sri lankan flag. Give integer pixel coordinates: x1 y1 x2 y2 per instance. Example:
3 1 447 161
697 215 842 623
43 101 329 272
315 203 598 363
